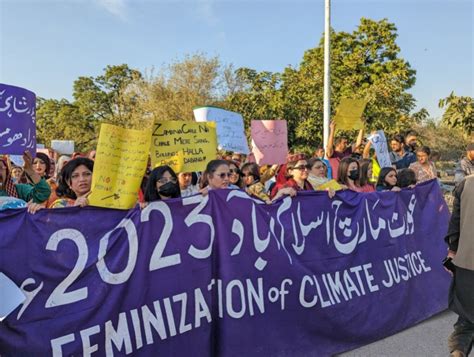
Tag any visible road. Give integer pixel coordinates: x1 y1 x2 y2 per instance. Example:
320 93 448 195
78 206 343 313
338 310 458 356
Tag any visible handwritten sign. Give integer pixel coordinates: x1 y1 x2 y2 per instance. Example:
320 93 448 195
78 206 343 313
51 140 74 155
150 121 217 172
251 120 288 165
368 130 392 169
0 84 36 155
89 124 151 209
193 106 249 154
333 98 367 131
317 179 342 191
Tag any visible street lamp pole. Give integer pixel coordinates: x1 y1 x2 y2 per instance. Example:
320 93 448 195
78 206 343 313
323 0 331 153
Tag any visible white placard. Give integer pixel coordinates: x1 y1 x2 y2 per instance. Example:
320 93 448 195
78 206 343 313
193 106 249 154
368 130 392 169
0 273 25 320
51 140 74 155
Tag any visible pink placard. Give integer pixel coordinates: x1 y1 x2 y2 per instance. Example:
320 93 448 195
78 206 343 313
251 120 288 165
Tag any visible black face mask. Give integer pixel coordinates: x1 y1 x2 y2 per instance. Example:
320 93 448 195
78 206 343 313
348 169 359 181
158 182 179 197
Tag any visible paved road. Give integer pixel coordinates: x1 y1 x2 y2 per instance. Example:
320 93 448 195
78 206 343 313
338 310 458 357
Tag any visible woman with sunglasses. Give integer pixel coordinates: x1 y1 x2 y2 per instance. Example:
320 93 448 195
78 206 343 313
228 160 243 189
144 165 181 201
376 167 401 192
270 157 313 199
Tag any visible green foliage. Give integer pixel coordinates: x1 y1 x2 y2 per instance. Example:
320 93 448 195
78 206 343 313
225 18 417 149
439 92 473 136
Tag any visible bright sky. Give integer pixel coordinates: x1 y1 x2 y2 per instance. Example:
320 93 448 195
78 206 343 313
1 0 472 119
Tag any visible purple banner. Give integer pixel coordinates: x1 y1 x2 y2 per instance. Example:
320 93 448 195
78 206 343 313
0 83 36 155
0 180 450 356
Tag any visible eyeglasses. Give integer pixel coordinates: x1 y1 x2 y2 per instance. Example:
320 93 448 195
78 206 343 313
157 177 177 184
292 165 309 171
312 165 325 170
215 172 232 179
229 168 240 175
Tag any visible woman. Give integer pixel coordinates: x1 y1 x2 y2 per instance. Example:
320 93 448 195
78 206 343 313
337 157 374 193
376 167 401 192
397 168 417 188
144 165 181 202
306 158 330 190
359 159 375 192
228 160 243 189
32 152 51 180
0 151 51 207
271 157 313 199
50 157 94 208
178 172 200 197
201 160 232 192
409 146 437 183
241 163 271 203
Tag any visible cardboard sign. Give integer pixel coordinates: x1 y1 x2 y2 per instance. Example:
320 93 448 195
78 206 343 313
251 120 288 165
89 124 151 209
150 121 217 173
193 106 249 154
368 130 392 169
51 140 74 155
333 98 367 131
0 84 36 155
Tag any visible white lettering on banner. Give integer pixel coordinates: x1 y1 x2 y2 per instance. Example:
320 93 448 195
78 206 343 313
45 229 89 308
48 247 431 356
141 201 180 270
97 218 138 285
14 191 421 320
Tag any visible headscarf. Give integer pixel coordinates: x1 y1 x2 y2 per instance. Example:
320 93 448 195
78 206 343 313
55 155 71 179
0 157 19 198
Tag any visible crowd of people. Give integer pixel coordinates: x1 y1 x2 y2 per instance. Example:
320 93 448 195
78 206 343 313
0 122 473 214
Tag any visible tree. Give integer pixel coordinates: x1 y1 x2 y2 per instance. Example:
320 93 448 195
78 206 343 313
138 53 235 123
225 18 417 149
439 92 473 137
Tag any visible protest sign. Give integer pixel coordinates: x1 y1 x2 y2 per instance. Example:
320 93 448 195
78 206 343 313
150 121 217 172
193 106 249 153
251 120 288 165
51 140 74 155
317 179 342 191
333 98 367 131
0 83 36 155
9 155 24 167
88 124 151 209
368 130 392 168
0 180 450 356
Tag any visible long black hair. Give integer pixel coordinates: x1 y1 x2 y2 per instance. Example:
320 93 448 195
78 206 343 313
56 157 94 199
376 167 397 190
144 165 180 201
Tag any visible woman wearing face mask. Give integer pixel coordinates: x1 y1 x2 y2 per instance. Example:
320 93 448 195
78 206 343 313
144 165 181 202
376 167 401 192
337 157 373 193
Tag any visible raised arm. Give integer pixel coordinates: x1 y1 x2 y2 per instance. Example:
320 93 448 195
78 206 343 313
326 120 336 158
353 127 364 151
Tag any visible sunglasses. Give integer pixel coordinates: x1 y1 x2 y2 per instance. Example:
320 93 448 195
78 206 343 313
241 173 254 178
157 177 177 184
215 172 232 179
229 168 240 175
292 165 309 171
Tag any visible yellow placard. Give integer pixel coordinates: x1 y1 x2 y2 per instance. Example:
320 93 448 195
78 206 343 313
333 98 367 131
317 179 343 191
150 121 217 172
89 124 151 209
